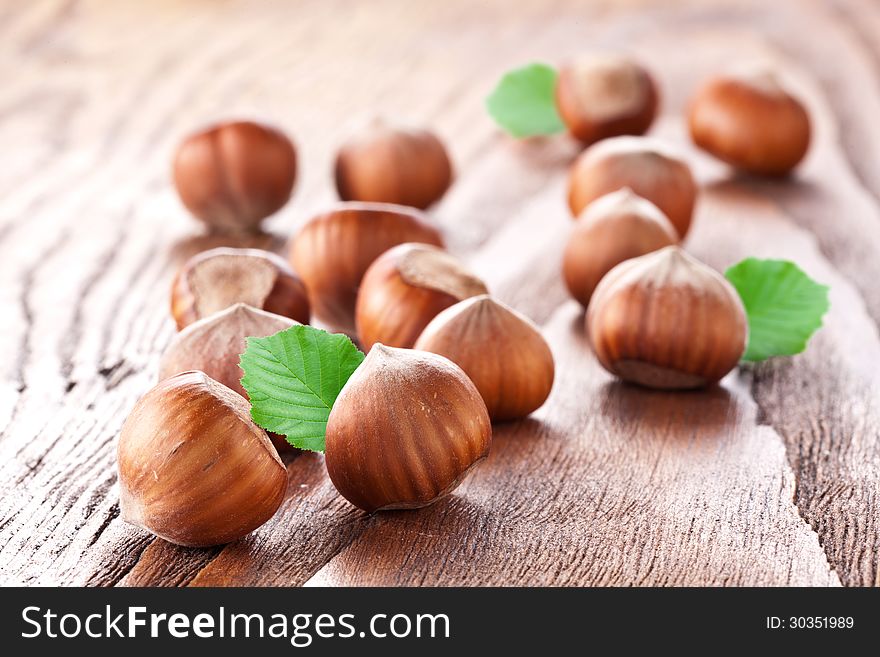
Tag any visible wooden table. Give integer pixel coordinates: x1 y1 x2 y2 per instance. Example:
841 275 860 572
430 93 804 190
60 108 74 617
1 0 878 587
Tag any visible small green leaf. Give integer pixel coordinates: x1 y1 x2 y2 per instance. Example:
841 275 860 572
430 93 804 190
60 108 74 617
240 324 365 452
486 62 566 138
725 258 830 362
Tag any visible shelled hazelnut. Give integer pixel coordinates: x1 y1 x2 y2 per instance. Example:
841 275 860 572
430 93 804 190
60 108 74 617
567 136 697 239
290 203 444 334
356 243 488 350
173 120 297 233
171 247 309 330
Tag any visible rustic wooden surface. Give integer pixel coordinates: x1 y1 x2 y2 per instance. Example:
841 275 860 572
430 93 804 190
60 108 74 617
1 0 879 586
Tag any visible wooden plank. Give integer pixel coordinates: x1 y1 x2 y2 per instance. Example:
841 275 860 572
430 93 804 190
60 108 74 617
0 0 878 587
655 1 880 587
306 303 839 586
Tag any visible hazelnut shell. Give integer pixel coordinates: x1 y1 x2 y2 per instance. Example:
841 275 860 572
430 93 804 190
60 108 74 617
335 120 453 209
171 247 309 330
290 203 444 334
563 188 678 307
159 303 298 454
567 136 697 239
325 345 491 512
415 295 555 421
173 120 297 233
688 71 810 176
117 371 288 547
159 303 296 398
356 243 488 351
555 55 658 144
586 246 747 389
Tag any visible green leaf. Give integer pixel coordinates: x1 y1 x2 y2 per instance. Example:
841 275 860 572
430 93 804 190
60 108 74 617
240 324 365 452
725 258 830 362
486 62 566 138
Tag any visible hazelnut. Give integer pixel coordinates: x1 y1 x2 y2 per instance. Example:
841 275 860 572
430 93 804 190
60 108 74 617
414 295 555 421
159 303 297 454
173 120 296 233
567 136 697 239
159 303 295 399
334 119 453 209
325 344 491 512
555 54 658 144
688 70 811 175
586 246 747 389
290 202 444 333
356 243 488 351
171 247 310 330
117 371 288 547
562 188 678 307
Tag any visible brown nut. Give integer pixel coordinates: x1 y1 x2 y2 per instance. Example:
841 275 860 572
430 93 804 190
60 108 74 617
356 243 488 351
171 247 310 330
586 246 747 389
160 303 295 399
567 136 697 239
555 54 658 145
688 70 811 176
335 119 453 209
159 303 298 454
173 120 296 233
117 371 288 547
290 203 444 333
414 295 554 421
325 344 491 512
562 188 678 307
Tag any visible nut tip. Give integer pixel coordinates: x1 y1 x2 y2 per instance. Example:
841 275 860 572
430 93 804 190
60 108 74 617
368 342 395 358
469 293 494 306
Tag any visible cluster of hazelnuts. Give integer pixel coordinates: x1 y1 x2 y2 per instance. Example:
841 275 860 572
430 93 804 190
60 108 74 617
116 55 811 548
118 118 554 547
556 54 810 388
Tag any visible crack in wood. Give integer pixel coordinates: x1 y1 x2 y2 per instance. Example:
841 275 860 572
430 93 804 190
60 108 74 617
59 209 132 380
10 226 71 412
85 504 120 550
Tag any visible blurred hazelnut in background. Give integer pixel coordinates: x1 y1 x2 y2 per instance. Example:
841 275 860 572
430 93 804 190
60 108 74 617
556 54 658 145
334 118 453 209
173 120 297 233
688 69 810 176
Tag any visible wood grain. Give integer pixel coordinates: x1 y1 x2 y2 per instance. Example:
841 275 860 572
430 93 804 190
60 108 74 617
0 0 878 586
